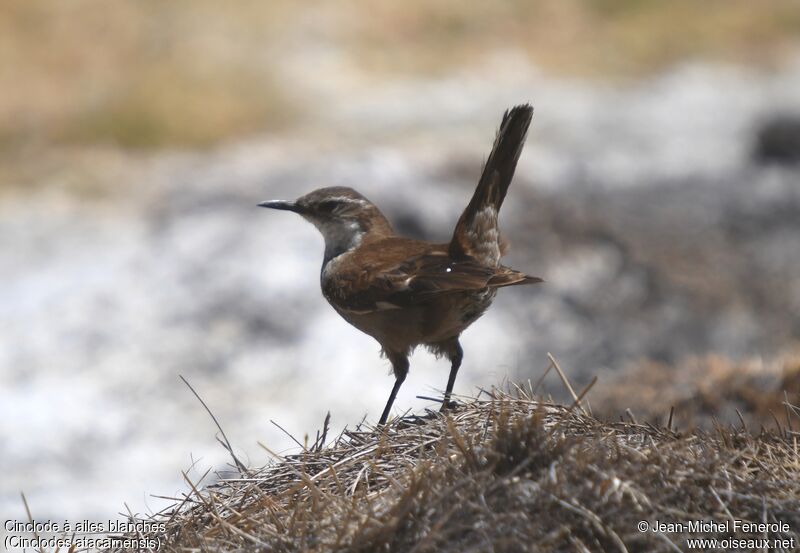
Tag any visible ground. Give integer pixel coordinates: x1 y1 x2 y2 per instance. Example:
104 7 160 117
112 387 800 552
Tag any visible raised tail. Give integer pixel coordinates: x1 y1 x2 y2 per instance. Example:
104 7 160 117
449 104 533 266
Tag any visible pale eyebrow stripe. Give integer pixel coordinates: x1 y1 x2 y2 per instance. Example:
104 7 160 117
322 196 367 205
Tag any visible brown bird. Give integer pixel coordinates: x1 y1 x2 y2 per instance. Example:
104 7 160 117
260 104 541 425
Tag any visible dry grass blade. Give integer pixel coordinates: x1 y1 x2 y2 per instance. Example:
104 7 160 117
570 376 597 415
270 419 306 451
21 492 45 553
785 391 795 436
547 352 588 416
531 358 555 395
179 375 248 476
315 412 332 453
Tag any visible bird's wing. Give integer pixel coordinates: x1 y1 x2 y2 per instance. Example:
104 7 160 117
325 244 541 314
390 254 540 296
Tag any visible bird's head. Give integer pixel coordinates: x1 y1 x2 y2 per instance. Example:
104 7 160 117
259 186 393 263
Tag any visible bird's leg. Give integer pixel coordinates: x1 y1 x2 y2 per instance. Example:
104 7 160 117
440 339 463 412
379 352 409 426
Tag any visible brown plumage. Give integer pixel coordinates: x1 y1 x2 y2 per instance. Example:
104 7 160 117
260 104 541 424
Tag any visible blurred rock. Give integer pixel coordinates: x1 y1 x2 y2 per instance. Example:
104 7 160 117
753 114 800 165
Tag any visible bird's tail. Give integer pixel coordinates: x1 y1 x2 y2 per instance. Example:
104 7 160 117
449 104 533 266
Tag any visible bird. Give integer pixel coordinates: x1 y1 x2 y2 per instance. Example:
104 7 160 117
259 104 541 425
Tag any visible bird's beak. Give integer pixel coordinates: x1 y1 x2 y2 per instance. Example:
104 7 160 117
258 200 305 214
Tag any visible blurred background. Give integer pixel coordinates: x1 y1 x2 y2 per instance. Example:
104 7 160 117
2 0 799 523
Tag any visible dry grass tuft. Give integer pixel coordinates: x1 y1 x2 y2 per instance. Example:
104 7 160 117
112 388 800 552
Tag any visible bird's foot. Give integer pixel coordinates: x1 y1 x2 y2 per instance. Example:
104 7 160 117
439 399 459 413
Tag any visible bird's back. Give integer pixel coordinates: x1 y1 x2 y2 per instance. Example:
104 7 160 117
321 235 539 353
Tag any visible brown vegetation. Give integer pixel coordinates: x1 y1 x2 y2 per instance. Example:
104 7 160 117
114 387 800 552
593 347 800 430
2 1 799 151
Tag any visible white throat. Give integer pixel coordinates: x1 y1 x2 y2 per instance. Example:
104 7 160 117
314 219 365 266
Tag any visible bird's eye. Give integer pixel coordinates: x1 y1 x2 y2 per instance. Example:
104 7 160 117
318 200 340 213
